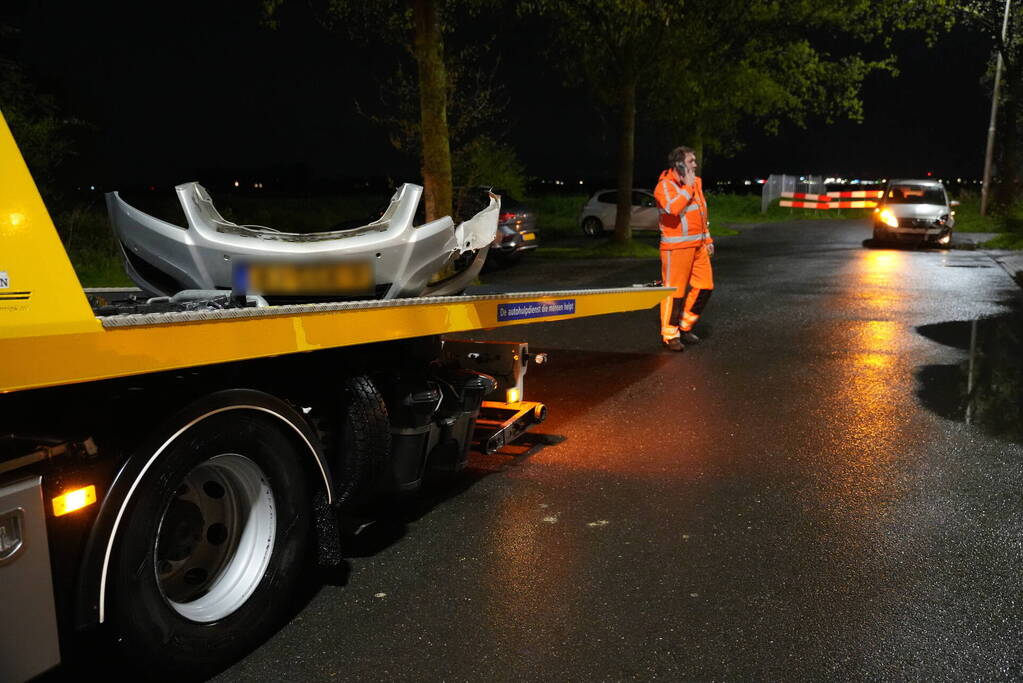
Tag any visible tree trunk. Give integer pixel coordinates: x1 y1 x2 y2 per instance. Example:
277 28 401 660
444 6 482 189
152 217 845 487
692 131 705 175
995 87 1019 210
613 78 637 244
412 0 452 222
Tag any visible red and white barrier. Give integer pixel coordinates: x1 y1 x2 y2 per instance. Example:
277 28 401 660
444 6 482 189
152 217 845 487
779 200 877 209
826 190 883 198
781 192 832 201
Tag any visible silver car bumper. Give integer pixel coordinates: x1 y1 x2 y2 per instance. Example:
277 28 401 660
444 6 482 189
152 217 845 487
106 182 499 300
877 225 952 241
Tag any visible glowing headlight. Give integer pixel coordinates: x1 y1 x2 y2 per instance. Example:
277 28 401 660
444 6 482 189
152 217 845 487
879 209 899 228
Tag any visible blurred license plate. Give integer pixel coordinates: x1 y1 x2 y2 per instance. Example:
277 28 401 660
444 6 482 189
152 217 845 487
238 261 374 295
523 232 536 241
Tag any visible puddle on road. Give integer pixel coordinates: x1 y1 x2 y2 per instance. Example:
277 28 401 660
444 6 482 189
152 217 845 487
941 264 994 269
917 302 1023 441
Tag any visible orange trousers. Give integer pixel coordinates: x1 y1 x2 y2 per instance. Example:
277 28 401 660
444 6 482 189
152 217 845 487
660 244 714 341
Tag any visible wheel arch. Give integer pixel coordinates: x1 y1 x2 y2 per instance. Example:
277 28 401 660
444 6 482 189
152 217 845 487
74 388 331 629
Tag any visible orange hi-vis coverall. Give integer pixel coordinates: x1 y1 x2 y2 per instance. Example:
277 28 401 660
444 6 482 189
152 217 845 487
654 167 714 342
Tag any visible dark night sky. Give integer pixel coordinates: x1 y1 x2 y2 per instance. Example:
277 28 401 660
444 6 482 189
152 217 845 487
5 1 996 191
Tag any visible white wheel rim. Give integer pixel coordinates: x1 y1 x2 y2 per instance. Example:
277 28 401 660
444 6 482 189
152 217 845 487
154 454 276 622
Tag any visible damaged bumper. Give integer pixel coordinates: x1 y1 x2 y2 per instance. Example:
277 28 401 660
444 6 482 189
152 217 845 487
105 182 499 300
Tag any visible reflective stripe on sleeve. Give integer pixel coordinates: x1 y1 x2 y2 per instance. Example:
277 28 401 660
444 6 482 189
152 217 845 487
661 181 687 214
660 180 675 203
684 204 700 213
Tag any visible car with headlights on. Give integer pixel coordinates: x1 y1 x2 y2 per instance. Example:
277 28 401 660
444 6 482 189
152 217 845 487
873 179 957 246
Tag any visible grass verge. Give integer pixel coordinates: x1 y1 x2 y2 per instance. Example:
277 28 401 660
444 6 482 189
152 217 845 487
948 195 1000 233
981 233 1023 249
537 239 661 260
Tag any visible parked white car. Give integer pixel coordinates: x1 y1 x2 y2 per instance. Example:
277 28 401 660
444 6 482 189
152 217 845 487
578 189 660 236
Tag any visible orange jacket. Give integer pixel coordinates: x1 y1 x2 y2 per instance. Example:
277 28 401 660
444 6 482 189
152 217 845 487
654 168 711 250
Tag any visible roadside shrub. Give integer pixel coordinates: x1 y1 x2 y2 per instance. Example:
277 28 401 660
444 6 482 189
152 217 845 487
523 194 588 238
52 202 132 287
453 136 527 200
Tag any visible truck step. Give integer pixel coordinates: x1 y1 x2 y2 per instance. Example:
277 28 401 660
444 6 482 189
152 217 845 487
473 400 547 454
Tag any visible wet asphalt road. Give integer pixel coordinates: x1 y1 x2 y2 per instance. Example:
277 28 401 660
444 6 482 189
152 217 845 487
216 220 1023 681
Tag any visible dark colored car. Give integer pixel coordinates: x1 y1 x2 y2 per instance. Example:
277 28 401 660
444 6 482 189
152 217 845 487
457 187 538 267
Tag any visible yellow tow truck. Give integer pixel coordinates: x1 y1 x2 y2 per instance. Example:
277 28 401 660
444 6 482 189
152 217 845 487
0 113 667 681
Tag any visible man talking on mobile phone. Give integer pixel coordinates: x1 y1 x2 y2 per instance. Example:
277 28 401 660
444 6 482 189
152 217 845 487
654 146 714 352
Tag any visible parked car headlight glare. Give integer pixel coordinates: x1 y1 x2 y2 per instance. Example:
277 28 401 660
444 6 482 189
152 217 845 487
879 208 899 228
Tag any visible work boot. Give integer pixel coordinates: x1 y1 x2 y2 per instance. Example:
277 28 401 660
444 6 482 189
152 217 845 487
662 337 684 352
678 330 700 345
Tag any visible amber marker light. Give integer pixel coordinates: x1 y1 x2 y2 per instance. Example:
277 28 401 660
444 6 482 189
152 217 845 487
52 485 97 517
506 387 521 403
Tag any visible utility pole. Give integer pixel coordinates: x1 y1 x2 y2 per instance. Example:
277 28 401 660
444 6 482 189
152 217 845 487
981 0 1013 217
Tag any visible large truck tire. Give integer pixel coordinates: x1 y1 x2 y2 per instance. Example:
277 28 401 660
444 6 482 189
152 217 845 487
332 375 391 507
105 409 312 679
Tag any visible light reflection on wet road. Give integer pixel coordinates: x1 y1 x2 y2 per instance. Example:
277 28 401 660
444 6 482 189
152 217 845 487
214 221 1022 681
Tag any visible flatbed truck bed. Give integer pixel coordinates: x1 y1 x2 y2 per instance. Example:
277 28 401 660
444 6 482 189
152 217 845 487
1 287 664 394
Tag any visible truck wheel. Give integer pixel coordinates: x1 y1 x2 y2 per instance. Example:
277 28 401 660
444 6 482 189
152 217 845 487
106 410 311 677
332 375 391 506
